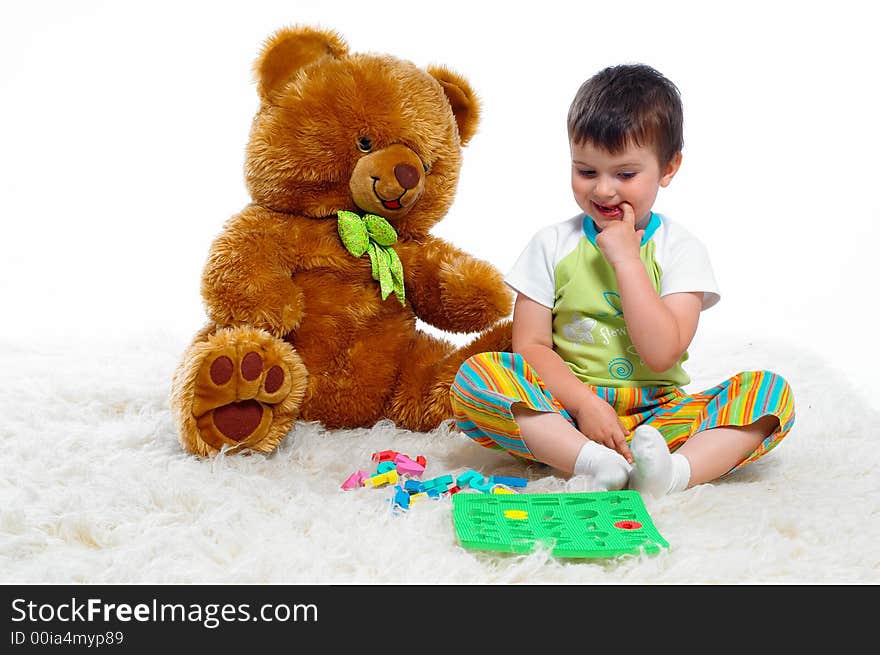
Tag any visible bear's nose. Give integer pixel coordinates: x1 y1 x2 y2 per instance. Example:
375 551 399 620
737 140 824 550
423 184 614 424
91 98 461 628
394 163 420 190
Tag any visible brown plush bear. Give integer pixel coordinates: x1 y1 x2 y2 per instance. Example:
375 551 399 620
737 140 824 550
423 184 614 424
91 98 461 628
170 26 513 456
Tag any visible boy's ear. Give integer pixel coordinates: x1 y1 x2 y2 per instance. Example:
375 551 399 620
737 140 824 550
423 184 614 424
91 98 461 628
660 152 683 187
254 25 348 102
427 65 480 147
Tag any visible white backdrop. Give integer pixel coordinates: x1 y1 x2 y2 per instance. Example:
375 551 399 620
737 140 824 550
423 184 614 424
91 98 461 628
1 0 878 408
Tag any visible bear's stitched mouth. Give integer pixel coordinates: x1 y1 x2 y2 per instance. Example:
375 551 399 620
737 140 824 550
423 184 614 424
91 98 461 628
372 178 405 211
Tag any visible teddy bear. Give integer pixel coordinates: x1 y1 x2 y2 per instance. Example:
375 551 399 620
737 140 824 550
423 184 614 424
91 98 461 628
169 26 513 456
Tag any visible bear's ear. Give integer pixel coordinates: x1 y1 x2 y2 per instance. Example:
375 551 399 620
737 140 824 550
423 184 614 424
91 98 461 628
427 66 480 147
254 26 349 102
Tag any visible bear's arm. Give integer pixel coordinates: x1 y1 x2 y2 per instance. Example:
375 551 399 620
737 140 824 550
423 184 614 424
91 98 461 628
201 207 304 336
402 235 513 333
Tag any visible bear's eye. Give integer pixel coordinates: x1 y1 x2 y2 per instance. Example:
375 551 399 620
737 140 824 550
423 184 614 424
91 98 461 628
356 136 373 153
422 162 430 174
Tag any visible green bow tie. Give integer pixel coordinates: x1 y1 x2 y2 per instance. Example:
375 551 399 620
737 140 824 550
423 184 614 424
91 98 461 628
337 210 405 306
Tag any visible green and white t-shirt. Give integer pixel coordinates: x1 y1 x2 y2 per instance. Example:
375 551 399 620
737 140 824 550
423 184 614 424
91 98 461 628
505 212 721 388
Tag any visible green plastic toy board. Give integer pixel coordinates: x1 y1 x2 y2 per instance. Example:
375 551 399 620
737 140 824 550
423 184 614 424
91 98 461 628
452 490 669 558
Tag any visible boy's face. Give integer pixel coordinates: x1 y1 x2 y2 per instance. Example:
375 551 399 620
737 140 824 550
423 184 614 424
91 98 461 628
570 139 681 231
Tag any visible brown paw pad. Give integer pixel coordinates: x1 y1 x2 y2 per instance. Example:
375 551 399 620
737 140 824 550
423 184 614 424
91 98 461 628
210 356 234 385
241 351 263 381
264 365 284 394
212 399 265 442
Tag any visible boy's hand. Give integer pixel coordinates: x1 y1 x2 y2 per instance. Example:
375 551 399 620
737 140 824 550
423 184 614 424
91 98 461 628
572 394 633 463
595 202 644 268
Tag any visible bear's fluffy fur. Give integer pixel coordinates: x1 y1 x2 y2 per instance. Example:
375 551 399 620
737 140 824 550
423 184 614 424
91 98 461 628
170 26 512 456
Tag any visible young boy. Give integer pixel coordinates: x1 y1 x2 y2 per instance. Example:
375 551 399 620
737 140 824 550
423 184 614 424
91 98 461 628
450 64 795 496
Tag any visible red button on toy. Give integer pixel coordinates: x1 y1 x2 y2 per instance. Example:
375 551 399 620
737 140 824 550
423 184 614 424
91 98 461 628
613 520 642 530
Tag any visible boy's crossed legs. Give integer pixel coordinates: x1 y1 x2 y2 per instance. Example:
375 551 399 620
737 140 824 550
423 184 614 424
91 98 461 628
451 353 795 498
513 404 779 496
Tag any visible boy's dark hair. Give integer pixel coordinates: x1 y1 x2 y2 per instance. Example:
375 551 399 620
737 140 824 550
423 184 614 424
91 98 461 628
567 64 683 166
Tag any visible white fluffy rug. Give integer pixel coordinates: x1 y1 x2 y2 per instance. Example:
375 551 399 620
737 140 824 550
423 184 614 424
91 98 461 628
2 330 878 585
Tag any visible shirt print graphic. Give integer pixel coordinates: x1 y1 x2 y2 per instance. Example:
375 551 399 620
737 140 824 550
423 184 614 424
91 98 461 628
562 314 597 344
560 293 635 380
598 292 633 380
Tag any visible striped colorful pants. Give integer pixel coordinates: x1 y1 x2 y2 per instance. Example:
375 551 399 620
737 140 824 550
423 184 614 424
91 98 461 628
450 352 795 475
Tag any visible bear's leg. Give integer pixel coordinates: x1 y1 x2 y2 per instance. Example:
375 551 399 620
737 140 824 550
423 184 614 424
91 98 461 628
385 319 512 432
170 325 308 456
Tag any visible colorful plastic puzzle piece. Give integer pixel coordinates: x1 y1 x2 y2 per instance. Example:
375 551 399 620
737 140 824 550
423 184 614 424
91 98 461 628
469 476 493 493
422 474 453 491
452 491 669 558
378 461 399 474
456 470 482 488
404 480 425 493
341 470 369 490
363 470 399 488
492 476 528 488
376 461 397 474
394 454 426 476
393 485 411 510
371 450 400 463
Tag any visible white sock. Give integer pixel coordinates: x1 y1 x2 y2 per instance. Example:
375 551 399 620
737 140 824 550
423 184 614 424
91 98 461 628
628 425 691 497
573 440 633 491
